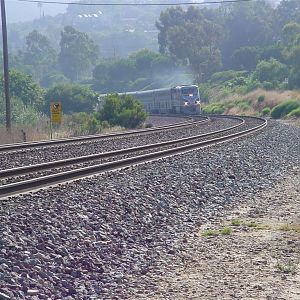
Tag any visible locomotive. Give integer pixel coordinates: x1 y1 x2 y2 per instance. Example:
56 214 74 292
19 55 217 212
98 85 201 114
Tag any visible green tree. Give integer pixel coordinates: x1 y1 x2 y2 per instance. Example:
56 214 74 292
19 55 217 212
221 1 274 69
275 0 300 30
0 69 44 109
23 30 57 81
282 21 300 45
156 6 223 78
40 72 69 88
59 26 99 81
107 59 136 82
44 83 99 114
98 94 148 128
233 47 259 71
253 58 288 85
0 96 42 126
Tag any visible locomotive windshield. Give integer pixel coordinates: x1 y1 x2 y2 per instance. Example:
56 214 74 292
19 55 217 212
181 87 198 96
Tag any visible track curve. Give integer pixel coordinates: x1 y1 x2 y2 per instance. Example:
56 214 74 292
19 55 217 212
0 115 266 198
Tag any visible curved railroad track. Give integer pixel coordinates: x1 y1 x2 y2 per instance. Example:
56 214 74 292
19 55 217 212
0 115 266 198
0 116 236 170
0 116 207 153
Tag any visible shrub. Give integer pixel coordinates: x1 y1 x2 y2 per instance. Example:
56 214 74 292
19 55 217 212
198 83 211 103
236 99 251 111
270 100 300 119
202 103 225 114
262 81 274 90
245 79 262 92
98 94 148 128
253 58 288 86
44 83 99 115
65 112 102 135
258 95 265 103
261 107 271 116
210 70 248 84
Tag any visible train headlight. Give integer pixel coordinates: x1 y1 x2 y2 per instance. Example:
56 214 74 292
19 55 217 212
184 101 188 106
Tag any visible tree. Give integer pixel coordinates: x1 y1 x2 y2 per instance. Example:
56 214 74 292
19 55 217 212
40 72 69 88
59 26 99 81
221 1 274 69
98 94 148 129
282 21 300 45
285 46 300 88
275 0 300 30
92 52 176 93
156 6 223 78
233 47 259 71
23 30 57 81
44 83 99 114
129 49 161 76
0 69 44 109
253 58 288 85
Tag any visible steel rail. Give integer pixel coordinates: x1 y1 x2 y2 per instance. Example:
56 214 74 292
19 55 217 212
0 116 266 198
0 116 209 152
0 116 244 178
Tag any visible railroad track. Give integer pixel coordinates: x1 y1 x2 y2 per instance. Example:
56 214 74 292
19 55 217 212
0 115 266 198
0 116 208 153
0 116 220 171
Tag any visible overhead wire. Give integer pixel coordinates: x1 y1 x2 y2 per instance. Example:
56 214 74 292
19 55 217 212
14 0 252 6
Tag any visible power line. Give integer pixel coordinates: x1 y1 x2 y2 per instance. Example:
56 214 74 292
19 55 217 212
15 0 252 6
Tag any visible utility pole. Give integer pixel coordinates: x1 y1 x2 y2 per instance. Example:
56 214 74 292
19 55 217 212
1 0 11 131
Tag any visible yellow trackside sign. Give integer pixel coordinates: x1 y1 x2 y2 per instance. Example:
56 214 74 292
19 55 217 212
50 102 62 123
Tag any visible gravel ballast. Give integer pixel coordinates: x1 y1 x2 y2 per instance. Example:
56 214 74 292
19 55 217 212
0 120 299 299
0 117 238 170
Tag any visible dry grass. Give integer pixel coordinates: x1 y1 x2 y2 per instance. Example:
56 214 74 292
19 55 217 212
220 88 300 116
279 223 300 234
244 89 300 110
0 126 49 145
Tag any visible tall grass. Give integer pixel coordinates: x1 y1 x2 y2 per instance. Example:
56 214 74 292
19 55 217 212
0 126 48 144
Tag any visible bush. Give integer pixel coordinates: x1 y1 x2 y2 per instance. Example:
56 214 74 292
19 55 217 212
65 112 102 135
210 70 248 84
98 94 148 128
258 95 265 103
44 83 99 115
202 103 225 114
244 78 262 93
253 59 288 87
0 97 43 126
198 83 211 103
261 107 271 116
270 100 300 119
262 81 274 90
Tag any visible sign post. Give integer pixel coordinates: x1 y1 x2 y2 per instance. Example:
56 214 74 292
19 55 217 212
50 102 62 139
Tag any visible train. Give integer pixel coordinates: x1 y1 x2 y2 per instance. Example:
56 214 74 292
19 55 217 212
98 85 201 114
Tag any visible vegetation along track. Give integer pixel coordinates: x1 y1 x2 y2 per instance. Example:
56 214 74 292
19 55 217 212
0 116 266 198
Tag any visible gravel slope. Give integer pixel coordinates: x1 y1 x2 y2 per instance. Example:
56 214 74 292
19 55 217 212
0 120 299 299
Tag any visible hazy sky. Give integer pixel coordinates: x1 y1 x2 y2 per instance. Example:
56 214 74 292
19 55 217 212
6 0 66 23
6 0 280 24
